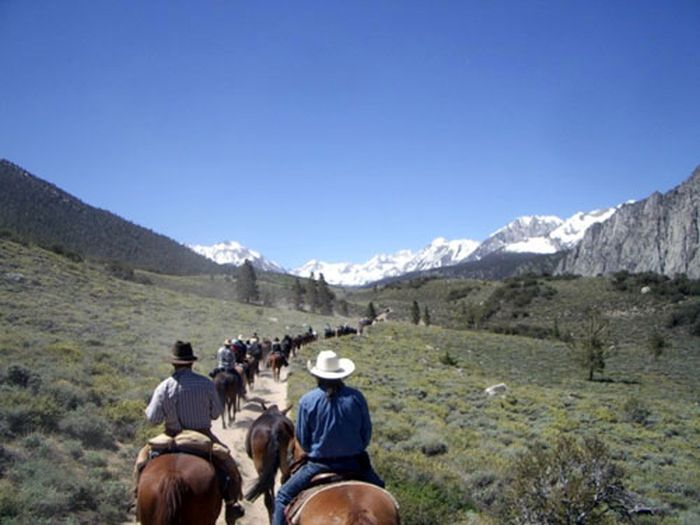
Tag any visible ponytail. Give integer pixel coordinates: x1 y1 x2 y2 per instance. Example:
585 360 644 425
317 378 344 398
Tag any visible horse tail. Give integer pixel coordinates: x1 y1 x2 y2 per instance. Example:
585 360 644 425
154 474 188 525
244 430 281 502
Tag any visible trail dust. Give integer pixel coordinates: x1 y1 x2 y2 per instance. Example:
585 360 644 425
213 365 290 525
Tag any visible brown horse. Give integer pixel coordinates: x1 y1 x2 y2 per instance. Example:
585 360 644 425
213 370 243 428
244 402 295 523
287 440 400 525
245 355 260 390
267 353 285 382
137 453 244 525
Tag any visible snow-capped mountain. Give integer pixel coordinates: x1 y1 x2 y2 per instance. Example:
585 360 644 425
192 206 619 286
405 237 480 272
291 238 480 286
189 241 285 273
467 215 564 261
467 208 618 260
292 251 415 287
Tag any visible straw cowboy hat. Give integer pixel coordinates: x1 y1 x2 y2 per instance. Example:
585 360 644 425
170 341 198 364
307 350 355 379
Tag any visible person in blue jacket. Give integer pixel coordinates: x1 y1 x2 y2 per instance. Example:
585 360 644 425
272 349 384 525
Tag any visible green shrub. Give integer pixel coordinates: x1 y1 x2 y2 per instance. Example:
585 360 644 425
1 391 63 436
0 479 19 520
622 397 651 425
379 453 473 525
104 399 145 441
647 330 669 361
58 405 116 449
50 244 84 263
0 445 14 477
500 435 631 524
3 365 41 391
438 350 458 366
44 380 87 410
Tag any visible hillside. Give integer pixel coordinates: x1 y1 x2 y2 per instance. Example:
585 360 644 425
0 237 345 524
2 238 699 524
0 159 219 275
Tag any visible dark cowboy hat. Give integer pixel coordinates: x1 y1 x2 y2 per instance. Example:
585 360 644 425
171 341 198 364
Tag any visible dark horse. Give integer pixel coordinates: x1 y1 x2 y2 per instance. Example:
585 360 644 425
137 453 244 525
213 370 243 429
287 440 400 525
244 402 295 523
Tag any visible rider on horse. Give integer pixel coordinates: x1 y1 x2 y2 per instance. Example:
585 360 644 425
210 338 236 377
135 341 244 525
272 350 385 525
270 336 289 367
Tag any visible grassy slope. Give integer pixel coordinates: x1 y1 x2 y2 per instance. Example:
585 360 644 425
2 239 698 524
0 239 345 524
290 322 699 524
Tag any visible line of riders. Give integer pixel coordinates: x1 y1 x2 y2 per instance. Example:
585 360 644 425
134 328 396 525
210 333 294 384
134 331 312 523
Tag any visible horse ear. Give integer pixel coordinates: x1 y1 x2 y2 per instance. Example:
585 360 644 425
260 401 267 411
282 403 293 415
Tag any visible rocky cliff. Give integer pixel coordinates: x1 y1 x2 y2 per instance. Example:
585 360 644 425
558 166 700 278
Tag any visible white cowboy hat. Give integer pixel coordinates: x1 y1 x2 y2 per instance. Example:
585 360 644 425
307 350 355 379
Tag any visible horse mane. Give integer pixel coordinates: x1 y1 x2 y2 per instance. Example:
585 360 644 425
154 473 190 525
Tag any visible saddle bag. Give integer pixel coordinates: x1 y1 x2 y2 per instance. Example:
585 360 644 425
149 430 212 454
148 430 230 462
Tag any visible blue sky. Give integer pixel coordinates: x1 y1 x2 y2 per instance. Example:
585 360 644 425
2 1 699 268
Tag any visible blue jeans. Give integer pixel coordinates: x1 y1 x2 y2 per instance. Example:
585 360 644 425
272 455 385 525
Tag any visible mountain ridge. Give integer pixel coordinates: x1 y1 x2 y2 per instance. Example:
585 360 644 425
0 159 220 275
192 207 617 285
4 158 698 285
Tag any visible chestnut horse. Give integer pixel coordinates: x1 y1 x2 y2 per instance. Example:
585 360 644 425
137 453 244 525
287 440 400 525
267 353 285 382
213 370 243 428
244 402 295 523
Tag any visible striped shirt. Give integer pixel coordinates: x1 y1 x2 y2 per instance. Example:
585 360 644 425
145 368 222 433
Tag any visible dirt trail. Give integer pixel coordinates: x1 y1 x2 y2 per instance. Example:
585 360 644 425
213 365 290 525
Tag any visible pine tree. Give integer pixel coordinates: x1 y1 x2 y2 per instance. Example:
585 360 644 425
292 278 305 311
306 272 319 313
570 308 614 381
236 259 259 304
411 300 421 325
366 301 377 320
422 305 431 326
337 299 349 316
317 273 335 315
